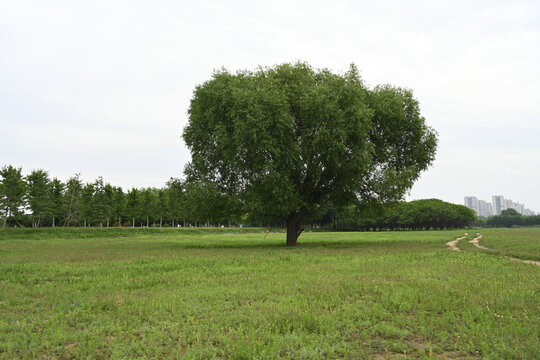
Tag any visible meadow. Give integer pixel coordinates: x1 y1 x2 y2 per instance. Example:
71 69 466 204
472 228 540 262
0 228 538 359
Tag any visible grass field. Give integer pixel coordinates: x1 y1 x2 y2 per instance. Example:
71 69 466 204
0 228 539 359
471 228 540 262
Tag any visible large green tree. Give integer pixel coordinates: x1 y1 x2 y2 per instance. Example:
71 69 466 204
26 169 51 227
184 180 230 227
139 188 157 227
49 178 64 227
79 183 95 227
156 188 169 227
110 186 126 226
0 165 27 228
126 188 141 227
167 178 187 227
92 177 111 227
63 174 82 226
184 63 438 246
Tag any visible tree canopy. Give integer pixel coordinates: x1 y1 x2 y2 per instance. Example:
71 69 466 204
2 164 500 231
0 165 26 228
183 62 438 245
346 199 476 231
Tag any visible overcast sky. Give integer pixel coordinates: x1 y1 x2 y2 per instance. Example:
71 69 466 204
1 0 539 212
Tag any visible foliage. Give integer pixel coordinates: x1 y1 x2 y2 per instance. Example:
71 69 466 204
0 165 26 228
487 212 540 228
0 165 249 228
321 199 476 231
25 169 52 227
1 165 485 233
49 178 64 226
183 62 437 245
63 174 83 227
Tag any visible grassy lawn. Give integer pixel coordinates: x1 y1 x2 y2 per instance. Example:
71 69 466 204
471 228 540 261
0 228 538 359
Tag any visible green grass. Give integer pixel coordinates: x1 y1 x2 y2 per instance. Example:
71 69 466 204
0 226 271 241
471 228 540 261
0 229 538 359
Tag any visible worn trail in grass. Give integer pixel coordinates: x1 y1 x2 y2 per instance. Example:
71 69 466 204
476 228 540 262
466 231 540 266
0 228 539 359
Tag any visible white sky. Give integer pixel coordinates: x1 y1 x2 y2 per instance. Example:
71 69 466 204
1 0 539 212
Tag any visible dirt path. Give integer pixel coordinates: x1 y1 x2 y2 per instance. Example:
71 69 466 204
446 233 468 251
469 232 540 267
469 233 489 250
513 258 540 266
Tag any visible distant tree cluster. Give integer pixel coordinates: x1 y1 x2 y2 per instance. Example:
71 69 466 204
328 199 477 231
483 208 540 228
0 165 242 229
1 165 478 231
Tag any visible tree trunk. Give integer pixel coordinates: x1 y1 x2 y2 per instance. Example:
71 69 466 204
286 214 303 247
146 216 149 227
132 218 135 228
160 217 162 228
2 209 8 229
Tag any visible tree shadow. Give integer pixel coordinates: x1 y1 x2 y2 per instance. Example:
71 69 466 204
158 238 421 251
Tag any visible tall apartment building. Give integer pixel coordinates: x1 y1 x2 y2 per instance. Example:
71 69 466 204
498 197 526 215
464 196 479 213
465 196 493 217
492 195 504 215
478 200 493 217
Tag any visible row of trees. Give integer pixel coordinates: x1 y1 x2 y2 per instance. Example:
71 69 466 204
479 209 540 228
1 165 476 230
0 165 244 228
333 199 476 231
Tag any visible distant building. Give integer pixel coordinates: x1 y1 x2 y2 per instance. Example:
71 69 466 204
464 195 535 217
492 195 504 215
478 199 493 217
524 209 534 216
464 196 479 214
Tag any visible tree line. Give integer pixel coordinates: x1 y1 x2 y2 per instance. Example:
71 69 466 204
476 208 540 228
1 165 476 230
0 165 241 228
327 199 477 231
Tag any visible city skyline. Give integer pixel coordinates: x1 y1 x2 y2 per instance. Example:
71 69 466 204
464 195 536 217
